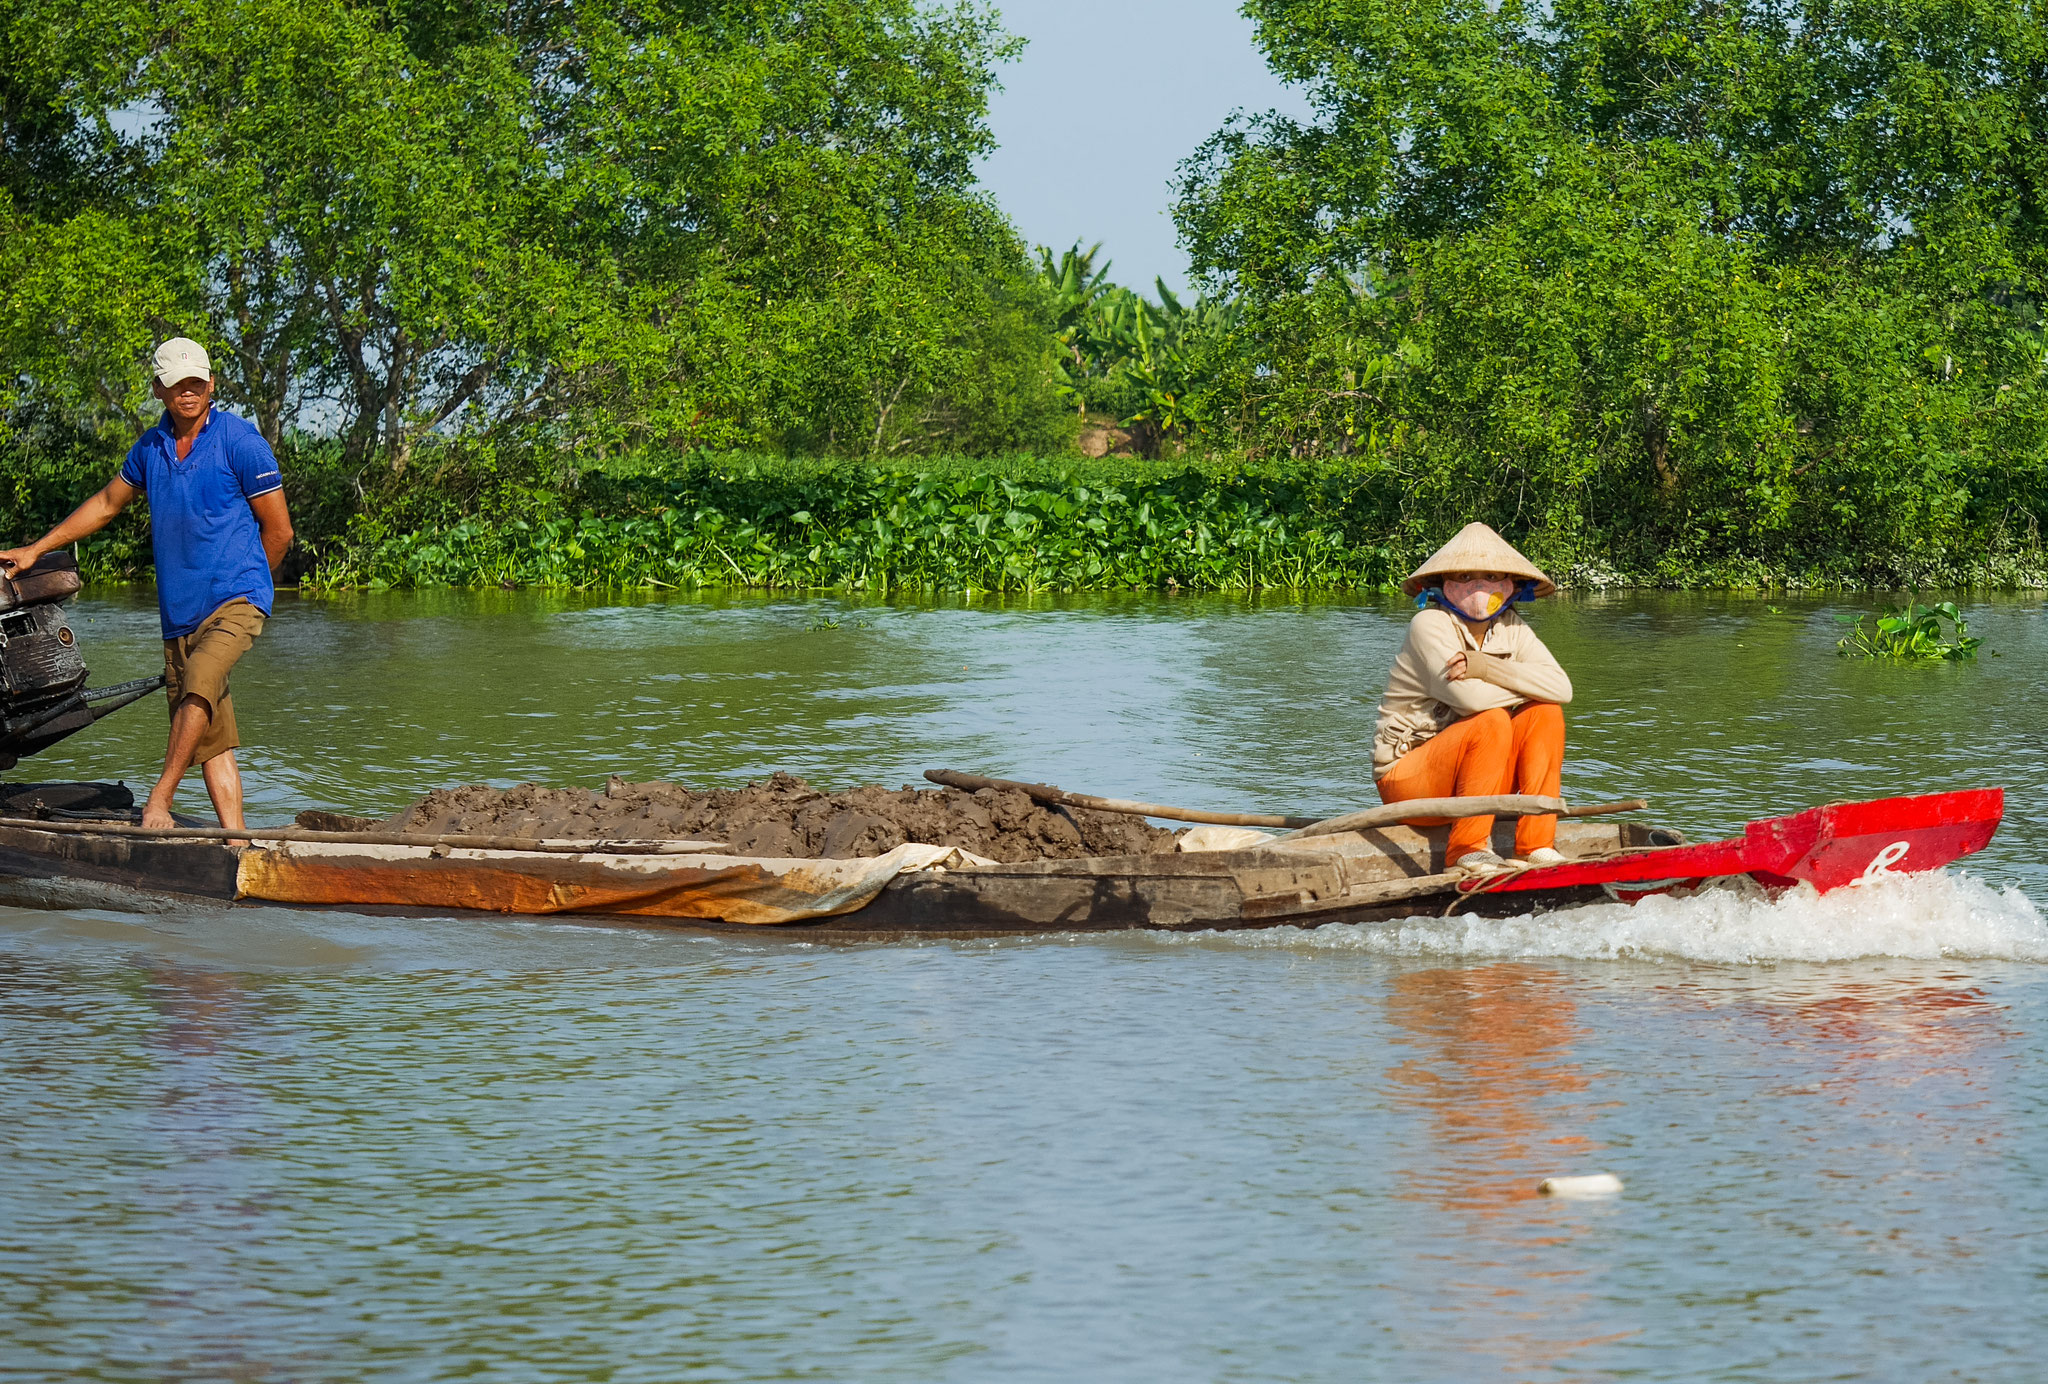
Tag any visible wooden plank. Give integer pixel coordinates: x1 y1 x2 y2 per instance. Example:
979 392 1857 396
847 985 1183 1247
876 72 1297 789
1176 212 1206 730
0 816 730 856
0 823 241 900
852 866 1248 933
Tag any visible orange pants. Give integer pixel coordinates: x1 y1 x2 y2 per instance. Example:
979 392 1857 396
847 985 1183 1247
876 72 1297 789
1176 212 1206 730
1376 703 1565 864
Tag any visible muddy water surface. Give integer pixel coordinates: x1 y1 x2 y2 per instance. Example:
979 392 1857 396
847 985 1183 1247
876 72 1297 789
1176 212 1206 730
3 590 2045 1381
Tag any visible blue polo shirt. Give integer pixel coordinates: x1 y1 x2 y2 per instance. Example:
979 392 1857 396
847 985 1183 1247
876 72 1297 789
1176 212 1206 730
120 409 283 639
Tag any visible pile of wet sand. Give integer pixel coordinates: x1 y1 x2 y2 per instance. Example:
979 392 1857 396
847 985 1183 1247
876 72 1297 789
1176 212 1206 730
321 773 1182 862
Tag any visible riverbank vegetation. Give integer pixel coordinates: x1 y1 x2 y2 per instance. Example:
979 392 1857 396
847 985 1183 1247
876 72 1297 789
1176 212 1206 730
4 0 2046 589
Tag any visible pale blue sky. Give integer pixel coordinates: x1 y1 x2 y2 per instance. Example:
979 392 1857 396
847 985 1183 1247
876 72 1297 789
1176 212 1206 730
977 0 1312 295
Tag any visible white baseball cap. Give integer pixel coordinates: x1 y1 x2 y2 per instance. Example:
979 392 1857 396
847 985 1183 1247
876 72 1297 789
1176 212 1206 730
152 337 212 386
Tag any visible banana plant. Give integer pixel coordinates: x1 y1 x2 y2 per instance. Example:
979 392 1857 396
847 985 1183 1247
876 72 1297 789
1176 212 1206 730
1116 279 1243 448
1038 243 1118 413
1036 244 1250 448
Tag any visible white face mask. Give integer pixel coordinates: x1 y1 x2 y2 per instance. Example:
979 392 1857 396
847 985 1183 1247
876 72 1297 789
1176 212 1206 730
1441 575 1516 620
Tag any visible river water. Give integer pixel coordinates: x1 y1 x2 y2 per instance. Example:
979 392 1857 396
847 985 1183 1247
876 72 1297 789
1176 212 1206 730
3 590 2045 1381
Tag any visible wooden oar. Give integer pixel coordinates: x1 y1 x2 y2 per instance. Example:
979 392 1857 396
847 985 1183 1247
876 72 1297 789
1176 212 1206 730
923 769 1322 827
0 816 729 856
924 769 1647 835
1273 795 1650 842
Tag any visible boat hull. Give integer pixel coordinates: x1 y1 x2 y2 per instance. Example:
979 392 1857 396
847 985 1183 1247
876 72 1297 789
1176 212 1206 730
0 788 2004 940
1460 788 2007 902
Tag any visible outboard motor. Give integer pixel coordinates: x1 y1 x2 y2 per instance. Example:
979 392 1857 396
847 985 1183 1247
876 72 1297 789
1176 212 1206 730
0 552 161 770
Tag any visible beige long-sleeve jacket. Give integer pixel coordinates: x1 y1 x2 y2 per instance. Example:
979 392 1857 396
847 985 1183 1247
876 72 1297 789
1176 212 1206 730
1372 607 1574 778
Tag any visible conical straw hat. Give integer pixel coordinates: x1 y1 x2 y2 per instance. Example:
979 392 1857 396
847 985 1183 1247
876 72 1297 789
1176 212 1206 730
1402 522 1555 598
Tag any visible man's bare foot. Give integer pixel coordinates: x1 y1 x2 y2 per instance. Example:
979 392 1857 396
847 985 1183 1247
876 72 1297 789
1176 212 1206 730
140 803 176 831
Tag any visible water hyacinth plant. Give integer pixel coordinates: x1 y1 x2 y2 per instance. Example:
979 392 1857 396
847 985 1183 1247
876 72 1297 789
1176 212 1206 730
304 459 1403 594
1835 601 1983 661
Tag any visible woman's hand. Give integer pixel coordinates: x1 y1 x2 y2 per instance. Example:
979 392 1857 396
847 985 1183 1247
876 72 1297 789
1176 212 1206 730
1443 651 1469 681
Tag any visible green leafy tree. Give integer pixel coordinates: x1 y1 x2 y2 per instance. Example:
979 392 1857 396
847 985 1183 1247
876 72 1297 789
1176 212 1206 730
539 0 1066 457
144 0 565 465
0 0 143 217
2 0 1068 470
0 0 164 446
1177 0 2048 579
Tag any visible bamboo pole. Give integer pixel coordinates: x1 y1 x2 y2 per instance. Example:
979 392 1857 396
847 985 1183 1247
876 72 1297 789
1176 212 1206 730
0 816 729 856
1274 795 1649 842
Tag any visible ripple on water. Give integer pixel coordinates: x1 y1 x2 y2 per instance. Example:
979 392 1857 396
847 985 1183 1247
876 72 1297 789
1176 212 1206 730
1168 870 2048 964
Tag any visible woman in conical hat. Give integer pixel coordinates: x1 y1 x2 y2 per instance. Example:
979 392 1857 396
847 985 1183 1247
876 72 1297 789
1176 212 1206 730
1372 522 1572 874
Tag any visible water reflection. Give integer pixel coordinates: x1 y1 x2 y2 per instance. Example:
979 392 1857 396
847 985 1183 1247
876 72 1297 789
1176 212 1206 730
1718 971 2017 1199
1777 978 2006 1051
1384 964 1599 1211
1375 964 1636 1379
127 965 289 1379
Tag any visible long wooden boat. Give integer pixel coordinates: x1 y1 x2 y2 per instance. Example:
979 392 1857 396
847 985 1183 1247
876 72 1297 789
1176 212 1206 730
0 786 2005 940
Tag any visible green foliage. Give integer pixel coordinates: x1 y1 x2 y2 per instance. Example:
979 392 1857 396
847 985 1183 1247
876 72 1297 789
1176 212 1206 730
1040 243 1124 415
7 0 2048 588
0 193 181 447
1835 600 1983 661
300 450 1402 593
1035 244 1245 454
1174 0 2048 579
0 0 142 218
0 410 151 576
0 0 1070 462
0 422 377 583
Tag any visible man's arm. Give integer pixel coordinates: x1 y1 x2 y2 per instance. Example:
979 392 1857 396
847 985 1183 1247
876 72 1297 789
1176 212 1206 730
0 476 141 572
250 488 294 573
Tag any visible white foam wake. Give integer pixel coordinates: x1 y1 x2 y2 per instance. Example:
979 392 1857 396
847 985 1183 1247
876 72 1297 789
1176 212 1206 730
1192 871 2048 964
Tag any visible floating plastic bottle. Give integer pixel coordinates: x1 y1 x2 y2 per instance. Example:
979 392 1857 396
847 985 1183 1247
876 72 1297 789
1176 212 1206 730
1538 1173 1624 1199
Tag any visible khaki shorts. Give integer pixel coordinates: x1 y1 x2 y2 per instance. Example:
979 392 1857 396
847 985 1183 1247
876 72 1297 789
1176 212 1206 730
163 598 265 764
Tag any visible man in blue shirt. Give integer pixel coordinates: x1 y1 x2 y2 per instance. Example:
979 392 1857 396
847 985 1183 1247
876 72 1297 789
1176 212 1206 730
0 337 295 835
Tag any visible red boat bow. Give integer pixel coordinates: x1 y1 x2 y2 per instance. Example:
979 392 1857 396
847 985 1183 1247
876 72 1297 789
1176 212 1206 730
1467 788 2006 899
